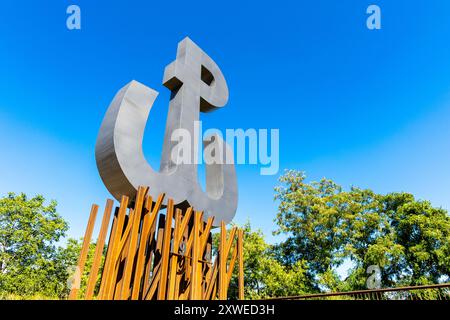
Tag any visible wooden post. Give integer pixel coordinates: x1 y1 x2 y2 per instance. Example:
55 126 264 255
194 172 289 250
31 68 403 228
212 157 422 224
120 187 148 299
131 195 161 300
85 199 114 299
238 229 244 300
218 221 227 300
101 195 128 299
98 207 118 298
190 211 204 300
157 198 174 299
69 204 98 300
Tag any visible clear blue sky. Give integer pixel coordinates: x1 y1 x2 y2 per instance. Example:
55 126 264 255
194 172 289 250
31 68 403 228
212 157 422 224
0 0 449 244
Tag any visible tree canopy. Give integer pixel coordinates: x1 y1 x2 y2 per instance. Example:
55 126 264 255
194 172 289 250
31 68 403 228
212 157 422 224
0 193 92 299
213 222 310 299
273 170 450 292
0 193 69 298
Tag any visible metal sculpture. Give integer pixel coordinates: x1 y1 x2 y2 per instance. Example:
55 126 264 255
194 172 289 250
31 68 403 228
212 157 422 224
95 37 238 226
75 39 244 301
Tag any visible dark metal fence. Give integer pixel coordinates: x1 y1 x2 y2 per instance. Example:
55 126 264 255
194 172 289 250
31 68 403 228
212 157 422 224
268 283 450 300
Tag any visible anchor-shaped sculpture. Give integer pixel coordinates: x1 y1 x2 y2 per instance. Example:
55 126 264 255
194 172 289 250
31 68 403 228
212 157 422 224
95 38 238 226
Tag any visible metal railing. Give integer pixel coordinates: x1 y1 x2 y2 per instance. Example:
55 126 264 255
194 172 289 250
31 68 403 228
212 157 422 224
268 283 450 300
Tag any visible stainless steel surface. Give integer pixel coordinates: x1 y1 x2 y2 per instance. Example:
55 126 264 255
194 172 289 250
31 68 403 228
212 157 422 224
95 37 237 226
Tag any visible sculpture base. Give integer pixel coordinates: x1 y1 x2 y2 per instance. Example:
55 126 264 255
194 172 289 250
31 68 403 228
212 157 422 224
68 186 244 300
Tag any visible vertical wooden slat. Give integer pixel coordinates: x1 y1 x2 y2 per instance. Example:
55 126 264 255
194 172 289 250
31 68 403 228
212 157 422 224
203 233 212 298
238 229 244 300
220 226 238 300
142 213 159 295
204 256 219 299
167 209 182 299
142 193 165 292
179 208 193 237
103 195 129 299
203 230 213 294
225 227 237 257
200 217 214 254
157 198 174 299
129 195 152 299
197 216 206 298
85 199 114 299
145 273 161 300
211 276 218 300
218 220 227 300
114 209 134 299
98 207 118 299
226 246 238 284
69 204 99 300
190 211 202 300
175 213 191 299
184 231 193 292
152 214 166 274
120 186 148 299
131 194 161 299
144 264 161 300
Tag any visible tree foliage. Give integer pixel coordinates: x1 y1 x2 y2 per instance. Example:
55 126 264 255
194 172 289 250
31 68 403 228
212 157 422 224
274 170 450 292
213 222 310 299
0 193 97 299
56 238 100 299
0 193 69 298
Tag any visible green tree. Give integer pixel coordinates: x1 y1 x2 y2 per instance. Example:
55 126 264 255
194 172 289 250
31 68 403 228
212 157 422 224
274 170 450 292
0 193 69 298
213 222 310 299
54 238 100 299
